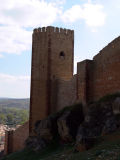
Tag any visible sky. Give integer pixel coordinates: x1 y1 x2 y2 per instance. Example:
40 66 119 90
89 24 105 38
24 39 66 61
0 0 120 98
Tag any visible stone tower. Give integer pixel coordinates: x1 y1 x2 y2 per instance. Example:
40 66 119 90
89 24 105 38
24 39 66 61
29 26 74 134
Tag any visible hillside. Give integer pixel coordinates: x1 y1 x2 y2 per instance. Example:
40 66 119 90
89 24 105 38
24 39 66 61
0 98 29 126
2 130 120 160
0 98 30 109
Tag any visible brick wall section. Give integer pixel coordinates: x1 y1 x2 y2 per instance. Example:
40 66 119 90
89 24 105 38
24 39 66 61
77 36 120 103
57 75 77 111
92 36 120 101
77 60 93 104
4 130 13 154
49 27 74 80
4 122 29 155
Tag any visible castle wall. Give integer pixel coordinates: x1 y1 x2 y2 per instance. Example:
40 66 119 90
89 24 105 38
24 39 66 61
77 37 120 103
4 130 13 154
92 37 120 101
4 122 29 155
57 75 77 111
77 60 93 104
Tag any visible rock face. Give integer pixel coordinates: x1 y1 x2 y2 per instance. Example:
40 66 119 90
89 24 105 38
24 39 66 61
26 94 120 152
57 111 72 142
57 104 84 142
26 136 46 152
76 101 118 151
112 97 120 114
34 115 58 143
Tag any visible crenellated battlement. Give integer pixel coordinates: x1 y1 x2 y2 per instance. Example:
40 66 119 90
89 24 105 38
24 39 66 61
33 26 74 35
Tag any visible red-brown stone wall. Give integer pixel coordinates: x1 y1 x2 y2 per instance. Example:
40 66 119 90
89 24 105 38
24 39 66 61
92 38 120 101
77 37 120 103
4 121 29 155
57 75 77 111
29 26 74 135
77 60 93 104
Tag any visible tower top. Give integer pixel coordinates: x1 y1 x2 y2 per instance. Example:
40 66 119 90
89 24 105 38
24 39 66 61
33 26 74 35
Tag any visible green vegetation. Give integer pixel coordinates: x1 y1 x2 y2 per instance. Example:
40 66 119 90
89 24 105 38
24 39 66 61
2 131 120 160
0 107 29 126
0 98 29 126
98 92 120 103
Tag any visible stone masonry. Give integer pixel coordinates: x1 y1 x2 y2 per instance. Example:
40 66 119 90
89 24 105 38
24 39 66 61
29 26 120 135
4 26 120 154
29 26 74 134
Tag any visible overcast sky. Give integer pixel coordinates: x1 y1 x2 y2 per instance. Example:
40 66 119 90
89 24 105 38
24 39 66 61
0 0 120 98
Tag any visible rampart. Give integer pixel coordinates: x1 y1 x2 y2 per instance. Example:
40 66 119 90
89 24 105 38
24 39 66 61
33 26 74 35
4 121 29 155
77 36 120 103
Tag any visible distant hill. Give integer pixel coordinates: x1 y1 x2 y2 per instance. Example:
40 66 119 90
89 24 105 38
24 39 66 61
0 98 30 109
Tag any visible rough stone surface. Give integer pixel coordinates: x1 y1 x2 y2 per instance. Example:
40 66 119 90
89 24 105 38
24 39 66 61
26 136 46 152
4 121 29 155
57 111 72 142
26 97 120 152
34 115 58 143
112 97 120 114
76 102 118 151
57 104 84 142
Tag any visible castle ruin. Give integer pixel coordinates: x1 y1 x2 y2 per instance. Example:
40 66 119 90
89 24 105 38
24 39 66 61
4 26 120 153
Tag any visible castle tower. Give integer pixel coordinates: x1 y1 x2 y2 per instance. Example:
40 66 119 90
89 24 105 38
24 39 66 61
29 26 74 134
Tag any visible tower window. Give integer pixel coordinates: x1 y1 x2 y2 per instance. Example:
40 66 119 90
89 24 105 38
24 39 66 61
59 51 65 59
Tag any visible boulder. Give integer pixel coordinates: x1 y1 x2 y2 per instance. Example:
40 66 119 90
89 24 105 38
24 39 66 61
102 117 117 135
34 115 58 143
57 104 84 143
76 102 117 151
57 111 72 142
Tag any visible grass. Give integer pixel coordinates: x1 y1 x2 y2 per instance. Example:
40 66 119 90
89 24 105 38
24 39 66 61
98 92 120 103
2 130 120 160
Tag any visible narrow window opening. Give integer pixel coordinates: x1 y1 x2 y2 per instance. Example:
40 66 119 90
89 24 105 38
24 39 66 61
59 51 65 59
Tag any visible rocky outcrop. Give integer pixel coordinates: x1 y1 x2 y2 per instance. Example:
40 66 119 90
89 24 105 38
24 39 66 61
26 94 120 152
112 97 120 114
26 136 46 152
76 101 118 151
34 116 58 143
57 103 84 142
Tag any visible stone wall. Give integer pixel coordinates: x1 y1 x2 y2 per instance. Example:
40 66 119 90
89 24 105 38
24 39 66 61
77 60 93 104
77 36 120 103
29 26 74 134
57 75 77 111
4 122 29 155
92 37 120 101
